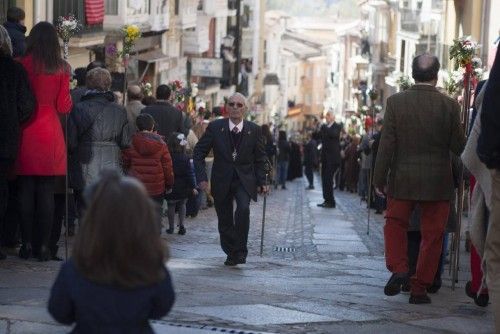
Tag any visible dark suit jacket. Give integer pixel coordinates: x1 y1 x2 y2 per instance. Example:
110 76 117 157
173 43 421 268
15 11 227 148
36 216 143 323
193 119 267 201
478 46 500 169
320 122 342 165
141 101 185 140
373 84 466 201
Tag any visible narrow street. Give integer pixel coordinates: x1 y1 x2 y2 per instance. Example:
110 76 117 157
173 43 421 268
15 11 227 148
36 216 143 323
0 175 494 333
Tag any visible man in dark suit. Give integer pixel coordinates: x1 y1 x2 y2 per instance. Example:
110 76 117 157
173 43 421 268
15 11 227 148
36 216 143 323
318 111 342 208
193 93 268 266
3 7 26 58
373 54 466 304
141 85 185 140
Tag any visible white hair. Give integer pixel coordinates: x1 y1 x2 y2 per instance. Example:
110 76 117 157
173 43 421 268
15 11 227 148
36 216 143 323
228 92 248 108
0 25 13 57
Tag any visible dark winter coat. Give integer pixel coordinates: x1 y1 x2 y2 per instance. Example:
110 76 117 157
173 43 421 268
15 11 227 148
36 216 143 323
165 152 196 201
287 142 303 180
277 139 290 162
478 46 500 169
141 101 185 140
68 91 130 190
122 132 174 197
48 260 175 334
0 56 35 162
303 139 318 167
3 21 26 57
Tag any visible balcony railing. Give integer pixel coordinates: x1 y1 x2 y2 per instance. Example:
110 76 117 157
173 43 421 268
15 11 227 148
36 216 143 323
53 0 103 35
400 8 419 33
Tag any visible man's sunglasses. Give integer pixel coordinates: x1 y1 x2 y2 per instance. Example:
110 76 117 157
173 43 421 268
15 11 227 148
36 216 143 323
228 102 244 108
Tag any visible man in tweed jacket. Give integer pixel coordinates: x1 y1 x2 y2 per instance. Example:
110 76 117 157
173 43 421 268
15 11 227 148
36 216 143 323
373 54 466 304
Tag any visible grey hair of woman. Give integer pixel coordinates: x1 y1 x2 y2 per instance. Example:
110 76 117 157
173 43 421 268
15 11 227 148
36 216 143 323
0 25 13 57
86 67 112 91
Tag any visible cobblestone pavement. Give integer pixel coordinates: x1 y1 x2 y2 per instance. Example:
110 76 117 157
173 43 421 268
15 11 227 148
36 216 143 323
0 174 494 333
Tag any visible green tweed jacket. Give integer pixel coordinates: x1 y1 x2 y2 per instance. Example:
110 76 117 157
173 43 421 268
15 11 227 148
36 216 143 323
373 84 466 201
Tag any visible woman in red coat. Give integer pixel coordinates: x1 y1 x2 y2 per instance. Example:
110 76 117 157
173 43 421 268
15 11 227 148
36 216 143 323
16 22 72 261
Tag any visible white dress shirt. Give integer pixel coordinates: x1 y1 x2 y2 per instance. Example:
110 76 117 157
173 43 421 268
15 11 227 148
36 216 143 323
229 119 244 133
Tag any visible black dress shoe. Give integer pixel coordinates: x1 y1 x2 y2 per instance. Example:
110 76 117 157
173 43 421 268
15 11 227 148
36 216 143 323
236 256 246 264
19 243 32 260
474 293 489 307
317 202 335 208
384 273 408 296
426 278 442 294
224 257 237 266
178 225 186 235
166 227 174 234
409 294 431 304
51 255 64 261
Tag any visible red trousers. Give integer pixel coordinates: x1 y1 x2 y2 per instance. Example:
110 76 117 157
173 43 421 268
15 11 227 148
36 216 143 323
384 197 450 295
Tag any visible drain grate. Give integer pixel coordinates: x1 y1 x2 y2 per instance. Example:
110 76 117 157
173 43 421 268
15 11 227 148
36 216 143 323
152 321 274 334
273 246 296 253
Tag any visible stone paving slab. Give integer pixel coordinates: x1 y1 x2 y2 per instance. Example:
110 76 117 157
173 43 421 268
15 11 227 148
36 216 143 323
276 301 381 322
407 316 495 333
176 304 337 325
316 242 369 254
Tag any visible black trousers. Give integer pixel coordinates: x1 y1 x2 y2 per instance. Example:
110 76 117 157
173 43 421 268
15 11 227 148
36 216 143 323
321 162 339 204
17 176 55 251
0 159 12 246
214 178 251 259
304 164 314 187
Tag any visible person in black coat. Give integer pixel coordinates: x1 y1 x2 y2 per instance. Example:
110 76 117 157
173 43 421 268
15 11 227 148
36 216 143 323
277 130 290 189
318 111 342 208
193 93 268 266
165 133 197 235
0 26 35 260
303 133 318 189
141 84 185 140
2 7 26 58
48 170 175 333
287 140 303 181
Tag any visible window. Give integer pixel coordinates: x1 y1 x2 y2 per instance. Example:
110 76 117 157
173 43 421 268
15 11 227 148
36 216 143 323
105 0 118 15
127 0 150 15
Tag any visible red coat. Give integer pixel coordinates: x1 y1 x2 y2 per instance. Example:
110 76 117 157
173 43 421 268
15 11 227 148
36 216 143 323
16 55 72 175
122 132 174 196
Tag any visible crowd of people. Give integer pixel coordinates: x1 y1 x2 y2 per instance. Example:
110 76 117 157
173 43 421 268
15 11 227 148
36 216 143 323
1 8 500 332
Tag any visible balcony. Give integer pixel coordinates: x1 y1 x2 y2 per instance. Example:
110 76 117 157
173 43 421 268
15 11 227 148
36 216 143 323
178 0 198 29
182 15 210 54
53 0 105 47
200 0 229 17
400 8 419 33
104 0 152 31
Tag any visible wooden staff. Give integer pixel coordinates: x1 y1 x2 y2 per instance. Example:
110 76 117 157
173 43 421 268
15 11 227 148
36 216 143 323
450 70 472 290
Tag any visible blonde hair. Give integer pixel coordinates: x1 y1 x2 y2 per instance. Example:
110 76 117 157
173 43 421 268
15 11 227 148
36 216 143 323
0 25 13 57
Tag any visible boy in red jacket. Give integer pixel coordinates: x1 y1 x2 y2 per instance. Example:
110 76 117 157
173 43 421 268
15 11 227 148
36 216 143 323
122 114 174 231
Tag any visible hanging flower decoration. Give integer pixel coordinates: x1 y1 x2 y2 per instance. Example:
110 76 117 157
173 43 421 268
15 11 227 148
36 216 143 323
396 74 414 91
56 14 80 42
443 69 465 97
120 24 141 66
167 80 198 111
140 82 153 96
449 36 481 73
368 88 378 102
56 14 80 60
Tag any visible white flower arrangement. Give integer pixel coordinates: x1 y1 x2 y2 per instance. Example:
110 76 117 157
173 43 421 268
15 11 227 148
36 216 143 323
56 14 80 42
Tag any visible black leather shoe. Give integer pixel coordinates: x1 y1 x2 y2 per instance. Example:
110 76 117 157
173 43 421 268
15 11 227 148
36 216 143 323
19 243 32 260
306 185 314 190
409 294 431 304
317 202 335 208
426 278 442 294
384 273 408 296
474 293 489 307
166 227 174 234
236 256 246 264
224 257 237 266
178 225 186 235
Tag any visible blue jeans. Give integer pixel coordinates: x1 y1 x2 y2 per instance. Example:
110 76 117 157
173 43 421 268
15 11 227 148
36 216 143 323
277 161 289 186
